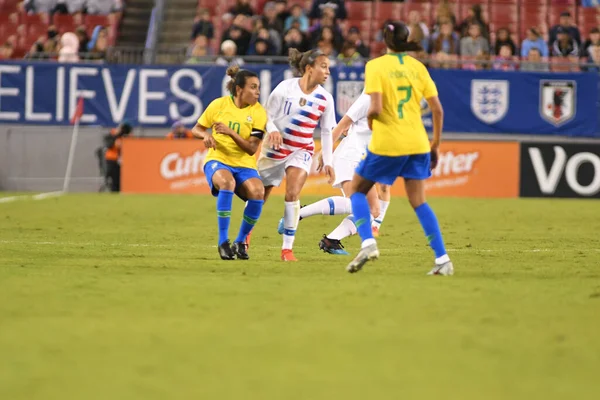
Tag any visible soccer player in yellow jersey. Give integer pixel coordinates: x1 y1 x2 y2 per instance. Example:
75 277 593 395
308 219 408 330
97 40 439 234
192 66 268 261
346 22 453 276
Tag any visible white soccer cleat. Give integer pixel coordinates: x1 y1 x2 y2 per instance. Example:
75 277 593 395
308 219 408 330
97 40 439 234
346 243 380 273
427 261 454 276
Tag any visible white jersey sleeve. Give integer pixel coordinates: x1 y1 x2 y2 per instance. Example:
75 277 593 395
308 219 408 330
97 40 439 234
320 92 336 166
266 81 286 133
345 93 370 123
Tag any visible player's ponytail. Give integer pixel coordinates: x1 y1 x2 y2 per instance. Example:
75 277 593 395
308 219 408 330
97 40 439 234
288 48 325 77
383 21 423 53
225 66 258 97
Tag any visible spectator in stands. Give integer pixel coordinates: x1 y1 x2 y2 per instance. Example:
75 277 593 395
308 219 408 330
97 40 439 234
216 40 245 66
166 121 194 139
549 11 581 47
408 11 430 52
520 48 549 72
346 26 369 58
86 0 123 16
250 25 280 56
429 20 459 57
309 8 344 50
432 0 457 33
58 32 79 63
229 0 254 17
52 0 85 15
284 4 309 33
521 27 549 58
460 23 489 57
337 41 363 66
186 35 211 64
582 27 600 59
492 44 517 71
262 2 284 34
0 42 15 60
191 8 214 40
309 0 347 20
221 14 252 56
44 28 59 58
281 27 308 55
317 26 338 58
458 4 489 40
75 26 89 55
274 0 290 25
494 28 517 56
583 45 600 72
552 27 579 57
88 26 109 60
25 37 46 59
252 38 273 56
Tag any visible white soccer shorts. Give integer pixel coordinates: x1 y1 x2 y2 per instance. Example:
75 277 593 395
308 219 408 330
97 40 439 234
257 149 313 187
332 136 368 188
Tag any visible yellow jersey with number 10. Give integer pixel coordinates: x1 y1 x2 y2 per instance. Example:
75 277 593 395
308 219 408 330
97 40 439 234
198 96 268 169
364 53 438 157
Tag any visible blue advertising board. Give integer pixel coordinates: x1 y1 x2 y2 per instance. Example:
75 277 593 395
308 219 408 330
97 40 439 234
0 61 597 137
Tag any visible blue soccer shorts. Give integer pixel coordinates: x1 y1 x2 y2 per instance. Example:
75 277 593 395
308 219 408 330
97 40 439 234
204 160 260 198
355 150 432 185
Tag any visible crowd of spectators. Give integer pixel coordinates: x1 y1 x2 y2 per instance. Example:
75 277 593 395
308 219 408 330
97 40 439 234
189 0 600 71
0 0 122 61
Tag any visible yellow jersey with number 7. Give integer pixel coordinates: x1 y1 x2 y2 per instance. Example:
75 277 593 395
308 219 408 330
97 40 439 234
364 53 438 157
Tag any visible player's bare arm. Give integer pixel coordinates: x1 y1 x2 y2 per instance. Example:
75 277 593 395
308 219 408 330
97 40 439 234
367 92 383 130
192 123 216 149
426 96 444 151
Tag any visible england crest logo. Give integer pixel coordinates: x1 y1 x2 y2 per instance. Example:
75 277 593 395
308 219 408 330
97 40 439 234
336 80 364 116
471 80 509 124
540 80 576 127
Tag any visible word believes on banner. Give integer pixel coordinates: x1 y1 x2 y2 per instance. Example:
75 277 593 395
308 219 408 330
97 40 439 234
520 143 600 198
0 64 206 125
470 79 509 124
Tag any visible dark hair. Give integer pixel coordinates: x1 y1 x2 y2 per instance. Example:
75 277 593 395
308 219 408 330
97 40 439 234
383 21 422 53
226 66 258 96
288 48 326 76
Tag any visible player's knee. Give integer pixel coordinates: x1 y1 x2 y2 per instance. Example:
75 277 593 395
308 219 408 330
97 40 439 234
215 177 235 192
247 185 265 200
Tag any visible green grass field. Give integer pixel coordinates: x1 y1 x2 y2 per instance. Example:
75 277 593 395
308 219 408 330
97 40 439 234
1 194 599 399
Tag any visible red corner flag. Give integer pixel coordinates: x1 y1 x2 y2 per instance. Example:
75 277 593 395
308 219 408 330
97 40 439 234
70 97 84 125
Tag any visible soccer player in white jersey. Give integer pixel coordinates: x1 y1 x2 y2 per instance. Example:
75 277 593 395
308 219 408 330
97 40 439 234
276 92 392 254
258 48 336 261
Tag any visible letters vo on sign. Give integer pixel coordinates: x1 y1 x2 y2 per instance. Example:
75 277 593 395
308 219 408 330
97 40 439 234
520 143 600 198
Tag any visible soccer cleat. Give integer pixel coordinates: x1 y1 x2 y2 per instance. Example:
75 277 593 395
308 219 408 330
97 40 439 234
218 240 235 260
319 235 349 255
427 261 454 276
232 241 250 260
281 249 298 261
372 226 380 237
346 243 380 273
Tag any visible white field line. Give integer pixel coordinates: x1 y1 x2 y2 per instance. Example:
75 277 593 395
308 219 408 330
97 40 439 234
0 191 64 204
0 240 599 253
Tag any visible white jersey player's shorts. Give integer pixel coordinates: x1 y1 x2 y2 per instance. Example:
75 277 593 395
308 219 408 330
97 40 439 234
257 149 313 187
332 132 371 188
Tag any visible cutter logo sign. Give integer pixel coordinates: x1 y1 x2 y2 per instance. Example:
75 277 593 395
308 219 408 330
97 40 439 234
520 143 600 198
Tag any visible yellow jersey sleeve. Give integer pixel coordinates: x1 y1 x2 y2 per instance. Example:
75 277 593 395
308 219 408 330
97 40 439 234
251 105 268 139
421 64 438 99
198 97 222 128
364 60 383 94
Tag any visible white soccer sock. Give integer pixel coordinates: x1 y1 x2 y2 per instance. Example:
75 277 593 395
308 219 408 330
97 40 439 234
328 215 358 241
372 200 390 228
435 255 450 265
282 200 300 250
299 196 352 220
